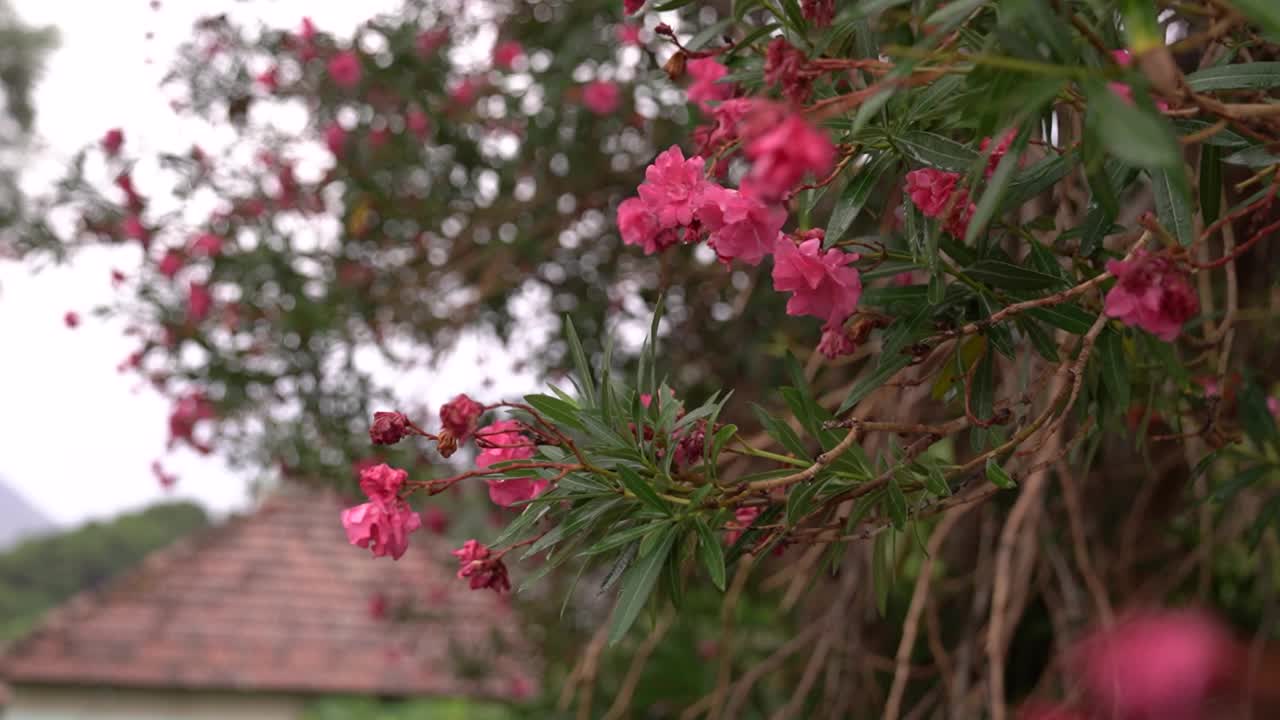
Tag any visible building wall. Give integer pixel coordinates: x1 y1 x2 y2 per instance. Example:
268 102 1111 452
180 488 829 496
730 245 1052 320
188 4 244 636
3 685 306 720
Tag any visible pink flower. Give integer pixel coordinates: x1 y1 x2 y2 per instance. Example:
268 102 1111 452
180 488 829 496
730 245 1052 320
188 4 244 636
1269 396 1280 419
582 80 621 116
111 269 127 287
416 28 448 58
693 97 755 167
1070 609 1240 720
980 130 1017 178
406 107 430 139
327 51 362 88
1109 50 1169 111
475 420 536 469
324 122 347 157
299 17 317 43
358 462 408 503
487 476 550 507
492 41 523 70
452 539 510 592
190 233 224 257
686 58 734 110
168 391 216 451
1104 250 1198 341
342 501 422 560
187 282 212 323
636 145 712 227
764 38 811 104
624 0 645 15
725 506 761 545
743 113 835 201
617 197 677 255
63 311 79 328
369 411 411 445
122 215 150 246
102 128 124 157
802 0 835 26
256 66 279 92
904 168 976 238
158 250 184 279
616 25 643 46
772 234 862 326
818 324 857 358
368 127 390 150
440 393 484 440
151 460 177 490
450 78 480 107
700 187 788 266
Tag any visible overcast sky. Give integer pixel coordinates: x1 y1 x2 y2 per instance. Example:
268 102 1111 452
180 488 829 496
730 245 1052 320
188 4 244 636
0 0 531 526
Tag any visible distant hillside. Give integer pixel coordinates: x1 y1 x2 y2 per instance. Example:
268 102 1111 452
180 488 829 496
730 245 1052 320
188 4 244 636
0 501 209 641
0 479 52 550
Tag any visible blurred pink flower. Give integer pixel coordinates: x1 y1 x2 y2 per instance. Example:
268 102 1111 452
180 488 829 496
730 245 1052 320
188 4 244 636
187 282 212 323
440 393 484 440
686 57 734 110
158 250 184 279
493 41 524 70
487 477 550 508
327 51 362 88
743 112 834 200
63 311 79 328
1071 609 1240 720
582 80 621 116
453 539 510 592
616 25 643 46
102 128 124 157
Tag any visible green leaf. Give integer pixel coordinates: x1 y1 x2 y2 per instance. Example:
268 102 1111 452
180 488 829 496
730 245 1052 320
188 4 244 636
923 460 951 497
872 531 894 616
582 521 670 555
1209 465 1271 505
1096 328 1130 414
751 404 811 460
964 260 1065 291
609 525 677 644
618 466 671 516
694 518 727 591
1239 377 1280 450
564 316 596 409
523 393 584 430
925 0 986 30
825 153 893 248
1200 145 1223 228
1026 303 1095 334
1085 80 1180 170
896 131 979 172
600 543 637 595
786 475 828 527
652 0 697 10
1228 0 1280 35
1186 62 1280 91
1002 155 1071 211
886 472 908 530
837 352 912 414
1152 168 1195 246
985 458 1016 488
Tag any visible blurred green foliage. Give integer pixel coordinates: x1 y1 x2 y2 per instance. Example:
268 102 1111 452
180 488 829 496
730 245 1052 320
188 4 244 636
0 501 208 641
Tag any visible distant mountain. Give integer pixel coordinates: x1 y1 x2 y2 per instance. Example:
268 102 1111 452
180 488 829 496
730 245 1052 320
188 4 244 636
0 478 53 550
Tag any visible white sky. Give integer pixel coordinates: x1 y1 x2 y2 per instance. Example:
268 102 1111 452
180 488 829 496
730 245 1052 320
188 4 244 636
0 0 549 526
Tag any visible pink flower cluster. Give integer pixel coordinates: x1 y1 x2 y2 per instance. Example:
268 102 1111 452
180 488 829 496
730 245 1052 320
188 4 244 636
452 539 511 592
686 58 734 110
619 111 858 336
1103 250 1197 341
581 80 621 116
168 391 216 453
904 132 1017 238
475 420 544 507
341 463 423 561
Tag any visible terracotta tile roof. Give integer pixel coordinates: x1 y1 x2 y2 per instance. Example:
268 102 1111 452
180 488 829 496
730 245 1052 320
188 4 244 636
0 487 533 699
